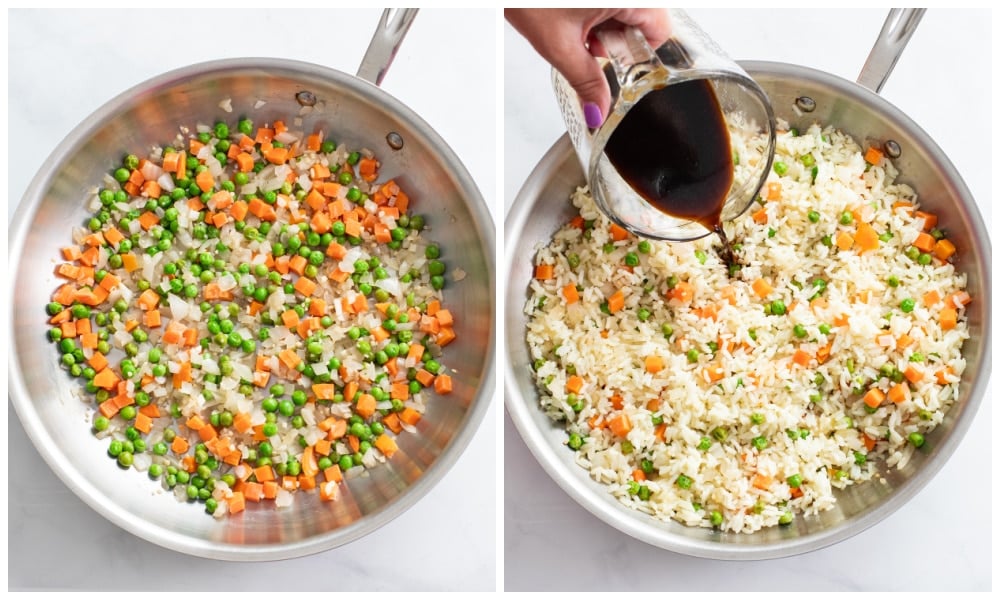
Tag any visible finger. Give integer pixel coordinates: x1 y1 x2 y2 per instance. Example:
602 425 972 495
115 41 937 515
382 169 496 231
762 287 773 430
550 45 612 127
611 9 672 49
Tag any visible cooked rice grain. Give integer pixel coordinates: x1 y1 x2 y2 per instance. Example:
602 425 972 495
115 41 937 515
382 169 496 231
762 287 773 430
526 122 970 532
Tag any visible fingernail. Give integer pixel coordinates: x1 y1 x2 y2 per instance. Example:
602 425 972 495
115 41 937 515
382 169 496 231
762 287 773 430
583 102 603 128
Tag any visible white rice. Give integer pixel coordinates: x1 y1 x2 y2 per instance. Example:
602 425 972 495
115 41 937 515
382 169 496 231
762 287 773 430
526 122 971 532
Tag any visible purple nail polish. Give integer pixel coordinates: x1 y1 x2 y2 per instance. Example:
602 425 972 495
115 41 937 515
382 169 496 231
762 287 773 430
583 102 603 128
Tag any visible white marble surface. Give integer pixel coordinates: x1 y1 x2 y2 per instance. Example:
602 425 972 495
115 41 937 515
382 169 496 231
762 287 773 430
504 9 992 591
7 8 497 591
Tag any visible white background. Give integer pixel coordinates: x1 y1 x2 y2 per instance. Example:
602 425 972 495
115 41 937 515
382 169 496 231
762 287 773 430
504 8 991 592
7 8 497 591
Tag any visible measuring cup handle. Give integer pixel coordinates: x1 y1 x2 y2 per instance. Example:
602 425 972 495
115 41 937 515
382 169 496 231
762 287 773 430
595 26 670 102
856 8 926 93
357 8 419 87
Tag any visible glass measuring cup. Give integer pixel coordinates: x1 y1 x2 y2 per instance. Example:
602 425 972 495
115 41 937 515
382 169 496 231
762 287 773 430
552 9 776 241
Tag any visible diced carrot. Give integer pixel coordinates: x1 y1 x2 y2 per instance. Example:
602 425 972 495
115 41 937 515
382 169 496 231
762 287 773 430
751 207 768 224
243 482 264 502
752 474 773 490
356 394 376 419
933 239 956 261
645 355 664 374
311 383 334 401
195 169 214 193
279 348 301 370
415 368 435 387
323 464 344 484
137 288 160 311
912 232 935 253
904 364 924 384
298 475 317 491
939 307 958 331
864 146 883 165
234 152 254 173
143 309 161 328
263 146 289 165
816 341 833 364
253 465 275 483
374 433 398 458
399 407 422 426
855 222 879 252
233 412 252 434
888 382 910 404
936 366 956 385
294 277 317 297
608 223 629 241
608 413 632 438
306 133 322 153
121 253 139 272
59 320 78 339
667 281 694 305
433 374 453 394
863 388 885 408
835 230 854 251
791 349 811 367
93 367 119 390
383 413 402 434
606 289 625 314
534 264 554 280
702 364 725 382
171 436 189 455
406 344 426 364
914 210 937 231
301 445 319 477
227 491 245 515
948 291 972 308
751 278 772 299
61 245 82 261
134 412 153 434
565 375 584 394
766 181 782 200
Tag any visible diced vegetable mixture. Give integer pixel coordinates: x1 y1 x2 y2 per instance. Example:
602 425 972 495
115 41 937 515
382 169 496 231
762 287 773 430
47 115 457 517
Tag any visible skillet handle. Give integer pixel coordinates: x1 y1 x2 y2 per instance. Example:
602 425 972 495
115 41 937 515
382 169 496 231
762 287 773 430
357 8 419 86
856 8 926 93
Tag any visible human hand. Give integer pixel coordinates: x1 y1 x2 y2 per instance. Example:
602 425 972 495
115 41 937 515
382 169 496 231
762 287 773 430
505 8 671 128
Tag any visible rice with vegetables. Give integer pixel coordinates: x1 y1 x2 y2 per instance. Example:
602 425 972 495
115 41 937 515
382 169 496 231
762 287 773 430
526 122 971 532
47 114 458 518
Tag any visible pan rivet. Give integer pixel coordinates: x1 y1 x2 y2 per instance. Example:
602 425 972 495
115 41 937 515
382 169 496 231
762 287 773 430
795 96 816 113
884 140 901 158
295 91 317 107
386 132 404 150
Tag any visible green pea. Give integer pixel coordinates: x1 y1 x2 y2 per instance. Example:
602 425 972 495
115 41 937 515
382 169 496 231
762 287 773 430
908 432 925 447
697 436 712 451
675 474 692 489
793 324 807 338
900 298 915 313
710 511 723 527
773 161 788 175
770 300 787 316
751 436 768 450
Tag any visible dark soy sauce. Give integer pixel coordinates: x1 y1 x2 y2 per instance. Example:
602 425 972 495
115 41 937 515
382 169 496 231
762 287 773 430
604 78 737 266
